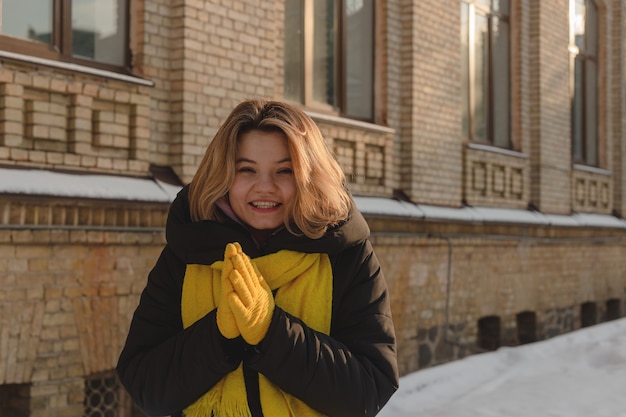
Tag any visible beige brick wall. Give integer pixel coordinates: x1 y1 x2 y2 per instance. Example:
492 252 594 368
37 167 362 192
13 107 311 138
613 0 626 216
397 0 464 206
0 224 163 417
168 0 282 183
385 0 404 197
140 0 176 168
370 218 626 375
528 0 572 214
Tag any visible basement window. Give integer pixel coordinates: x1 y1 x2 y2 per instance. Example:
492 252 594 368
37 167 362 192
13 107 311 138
0 383 30 417
84 371 121 417
477 315 501 351
580 301 597 328
605 298 621 321
516 311 537 345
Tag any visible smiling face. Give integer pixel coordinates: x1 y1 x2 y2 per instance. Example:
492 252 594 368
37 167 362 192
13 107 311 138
229 129 297 242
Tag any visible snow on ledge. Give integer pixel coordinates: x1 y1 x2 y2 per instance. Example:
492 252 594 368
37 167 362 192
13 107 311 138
0 167 179 203
353 195 626 230
1 168 624 229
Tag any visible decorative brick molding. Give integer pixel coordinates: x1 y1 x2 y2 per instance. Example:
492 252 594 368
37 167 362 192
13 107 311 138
571 165 612 214
463 143 530 209
0 197 168 230
0 66 152 176
311 113 395 197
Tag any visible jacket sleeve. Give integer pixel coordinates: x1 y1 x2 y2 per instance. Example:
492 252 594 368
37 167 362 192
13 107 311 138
116 245 245 417
248 240 399 417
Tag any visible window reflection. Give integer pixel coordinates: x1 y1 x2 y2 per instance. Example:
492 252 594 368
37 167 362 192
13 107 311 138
0 0 128 69
461 4 470 139
312 0 335 107
284 0 304 103
72 0 128 66
570 0 598 166
345 0 373 119
1 0 53 44
492 16 510 148
461 0 511 148
283 0 374 120
474 13 488 142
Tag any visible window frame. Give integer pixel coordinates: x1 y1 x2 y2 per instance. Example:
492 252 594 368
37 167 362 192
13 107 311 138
0 0 132 74
284 0 378 123
461 0 512 149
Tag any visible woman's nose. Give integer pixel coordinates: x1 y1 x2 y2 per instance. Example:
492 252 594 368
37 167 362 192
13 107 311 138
255 173 277 190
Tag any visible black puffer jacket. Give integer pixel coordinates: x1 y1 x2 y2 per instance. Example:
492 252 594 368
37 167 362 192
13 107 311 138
116 186 398 417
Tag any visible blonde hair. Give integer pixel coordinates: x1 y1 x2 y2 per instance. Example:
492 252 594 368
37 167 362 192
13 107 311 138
188 99 352 239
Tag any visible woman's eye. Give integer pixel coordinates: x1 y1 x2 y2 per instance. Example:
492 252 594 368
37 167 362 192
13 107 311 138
278 168 293 175
238 167 255 173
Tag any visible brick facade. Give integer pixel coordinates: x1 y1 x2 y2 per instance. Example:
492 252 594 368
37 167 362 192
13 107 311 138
1 0 626 415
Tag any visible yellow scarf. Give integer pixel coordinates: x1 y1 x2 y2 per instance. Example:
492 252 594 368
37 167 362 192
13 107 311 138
181 250 333 417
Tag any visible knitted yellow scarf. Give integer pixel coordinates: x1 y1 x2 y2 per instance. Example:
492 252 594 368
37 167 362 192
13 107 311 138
181 250 332 417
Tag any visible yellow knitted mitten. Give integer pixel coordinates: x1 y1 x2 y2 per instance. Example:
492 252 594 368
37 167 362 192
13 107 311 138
228 252 275 345
216 243 242 339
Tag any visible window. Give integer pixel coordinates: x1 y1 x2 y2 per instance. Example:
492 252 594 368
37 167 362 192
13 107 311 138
461 0 511 148
284 0 375 120
570 0 598 166
0 0 129 71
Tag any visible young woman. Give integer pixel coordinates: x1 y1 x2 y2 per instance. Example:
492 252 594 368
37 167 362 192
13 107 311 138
116 99 398 417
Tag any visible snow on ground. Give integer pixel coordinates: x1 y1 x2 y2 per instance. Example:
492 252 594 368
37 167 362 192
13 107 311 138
379 317 626 417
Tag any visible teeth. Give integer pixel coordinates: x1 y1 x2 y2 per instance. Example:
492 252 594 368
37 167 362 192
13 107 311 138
252 201 278 209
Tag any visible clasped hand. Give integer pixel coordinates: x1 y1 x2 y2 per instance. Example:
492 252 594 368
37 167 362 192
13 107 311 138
216 243 274 345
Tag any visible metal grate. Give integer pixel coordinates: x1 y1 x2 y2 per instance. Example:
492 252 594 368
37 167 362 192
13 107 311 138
84 372 120 417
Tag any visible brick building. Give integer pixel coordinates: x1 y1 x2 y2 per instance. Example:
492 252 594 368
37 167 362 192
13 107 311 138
0 0 625 416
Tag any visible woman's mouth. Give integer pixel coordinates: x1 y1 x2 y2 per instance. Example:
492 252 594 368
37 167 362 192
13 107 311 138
250 201 280 209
